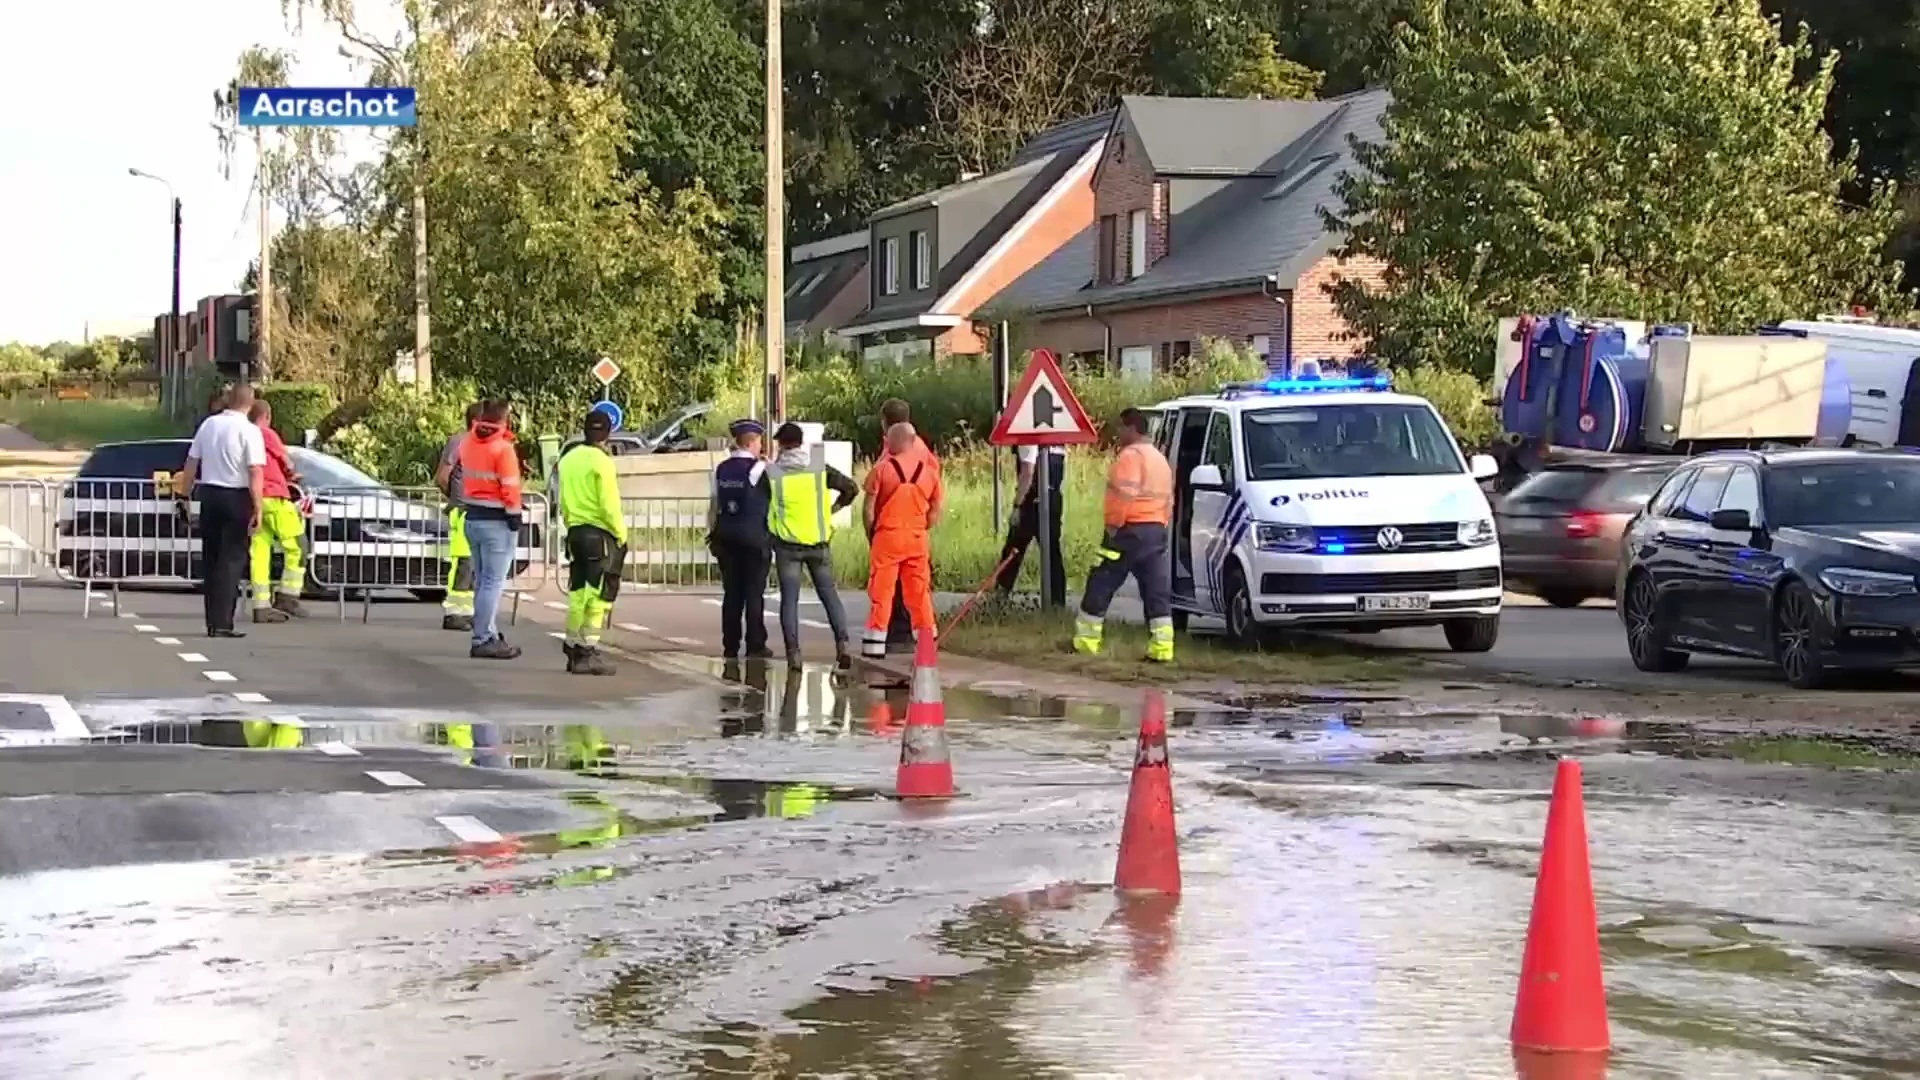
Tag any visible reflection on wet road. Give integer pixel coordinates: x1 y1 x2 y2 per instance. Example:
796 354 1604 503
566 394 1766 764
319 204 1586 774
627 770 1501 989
2 659 1917 1077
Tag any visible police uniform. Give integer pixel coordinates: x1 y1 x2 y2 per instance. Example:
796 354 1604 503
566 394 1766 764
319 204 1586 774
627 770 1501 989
711 419 772 658
558 415 628 675
1073 437 1176 662
995 444 1067 607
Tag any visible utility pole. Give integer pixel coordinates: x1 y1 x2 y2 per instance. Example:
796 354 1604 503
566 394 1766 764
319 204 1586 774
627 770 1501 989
763 0 785 425
170 196 182 418
412 145 432 395
254 127 272 383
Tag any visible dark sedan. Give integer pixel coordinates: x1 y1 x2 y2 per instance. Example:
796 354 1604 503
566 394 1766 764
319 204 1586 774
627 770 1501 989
1496 457 1676 607
1617 448 1920 689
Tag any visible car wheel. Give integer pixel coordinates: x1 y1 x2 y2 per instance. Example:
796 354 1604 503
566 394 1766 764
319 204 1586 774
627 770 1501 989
412 588 447 603
1443 615 1500 652
1774 580 1831 690
1539 586 1590 609
1223 564 1258 646
1623 571 1689 672
1171 609 1190 633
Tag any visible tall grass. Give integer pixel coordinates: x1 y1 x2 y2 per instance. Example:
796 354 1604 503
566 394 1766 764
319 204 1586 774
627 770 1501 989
0 395 184 449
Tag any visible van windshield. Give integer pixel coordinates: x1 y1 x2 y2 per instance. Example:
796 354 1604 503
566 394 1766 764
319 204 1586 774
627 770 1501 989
1241 403 1464 480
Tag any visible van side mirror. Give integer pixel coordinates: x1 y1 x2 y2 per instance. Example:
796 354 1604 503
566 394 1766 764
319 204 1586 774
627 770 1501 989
1709 508 1752 532
1468 453 1499 480
1189 463 1224 489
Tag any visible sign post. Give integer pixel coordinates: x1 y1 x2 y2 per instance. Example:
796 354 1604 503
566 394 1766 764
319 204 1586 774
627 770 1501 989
589 356 624 429
988 349 1097 609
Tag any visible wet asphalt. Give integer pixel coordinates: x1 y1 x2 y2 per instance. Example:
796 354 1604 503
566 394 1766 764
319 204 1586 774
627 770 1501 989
1 582 1918 1078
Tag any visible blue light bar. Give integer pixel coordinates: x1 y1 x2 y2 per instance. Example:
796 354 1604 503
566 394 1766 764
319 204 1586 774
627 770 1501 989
1257 374 1392 393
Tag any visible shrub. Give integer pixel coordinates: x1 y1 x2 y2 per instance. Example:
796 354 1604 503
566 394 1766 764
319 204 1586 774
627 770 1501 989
258 382 336 446
321 378 480 486
1387 363 1498 448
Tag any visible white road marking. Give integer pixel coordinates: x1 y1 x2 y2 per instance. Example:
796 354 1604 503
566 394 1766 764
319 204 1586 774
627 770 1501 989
232 691 271 704
618 622 649 633
802 619 831 630
268 714 306 728
435 815 503 843
203 671 237 683
154 636 182 646
666 636 702 647
365 770 423 787
95 598 113 607
177 652 208 663
316 741 361 756
134 624 159 633
701 597 722 607
0 695 89 739
544 600 567 610
117 612 136 619
548 631 567 639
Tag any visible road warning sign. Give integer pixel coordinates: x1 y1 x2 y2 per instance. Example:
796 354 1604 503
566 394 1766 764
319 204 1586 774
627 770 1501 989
989 349 1097 446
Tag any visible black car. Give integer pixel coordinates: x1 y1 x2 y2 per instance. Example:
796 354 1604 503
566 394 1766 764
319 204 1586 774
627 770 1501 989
1617 448 1920 689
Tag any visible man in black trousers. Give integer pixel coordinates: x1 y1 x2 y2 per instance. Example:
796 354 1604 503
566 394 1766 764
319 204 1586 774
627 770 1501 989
177 383 266 638
708 418 773 658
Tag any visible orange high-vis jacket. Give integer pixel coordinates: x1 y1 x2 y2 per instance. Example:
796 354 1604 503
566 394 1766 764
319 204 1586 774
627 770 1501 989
1104 441 1173 528
458 423 524 515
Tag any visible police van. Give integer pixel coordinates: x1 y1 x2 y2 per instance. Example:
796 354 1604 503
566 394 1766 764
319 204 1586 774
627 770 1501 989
1149 369 1505 651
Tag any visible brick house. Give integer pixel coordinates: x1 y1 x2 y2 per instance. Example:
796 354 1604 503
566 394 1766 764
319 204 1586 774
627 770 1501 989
783 230 870 347
833 113 1111 363
986 89 1390 375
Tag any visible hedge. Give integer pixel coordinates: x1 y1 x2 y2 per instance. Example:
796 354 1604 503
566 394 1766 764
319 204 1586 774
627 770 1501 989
258 382 337 447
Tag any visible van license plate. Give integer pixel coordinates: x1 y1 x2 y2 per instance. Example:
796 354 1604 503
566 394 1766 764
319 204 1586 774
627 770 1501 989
1363 594 1430 612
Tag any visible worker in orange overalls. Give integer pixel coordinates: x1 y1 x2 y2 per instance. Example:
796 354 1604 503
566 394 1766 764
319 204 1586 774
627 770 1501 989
1073 407 1176 662
862 422 943 657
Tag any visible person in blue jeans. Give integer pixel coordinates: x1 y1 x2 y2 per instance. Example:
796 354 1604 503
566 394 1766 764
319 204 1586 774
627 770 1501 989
458 399 525 659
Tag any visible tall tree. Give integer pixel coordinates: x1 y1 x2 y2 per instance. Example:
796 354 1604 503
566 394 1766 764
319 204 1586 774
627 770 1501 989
1328 0 1909 374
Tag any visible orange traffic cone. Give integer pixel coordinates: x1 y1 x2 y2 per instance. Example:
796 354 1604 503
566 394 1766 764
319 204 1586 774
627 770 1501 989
895 631 955 798
1511 758 1610 1054
1512 1048 1611 1080
1114 689 1179 897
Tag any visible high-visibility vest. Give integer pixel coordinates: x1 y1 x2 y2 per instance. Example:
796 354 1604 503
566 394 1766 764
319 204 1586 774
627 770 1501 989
767 447 833 546
458 428 523 514
1104 442 1174 527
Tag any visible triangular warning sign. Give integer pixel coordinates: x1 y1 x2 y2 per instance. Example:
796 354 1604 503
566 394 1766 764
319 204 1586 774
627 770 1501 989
989 349 1098 446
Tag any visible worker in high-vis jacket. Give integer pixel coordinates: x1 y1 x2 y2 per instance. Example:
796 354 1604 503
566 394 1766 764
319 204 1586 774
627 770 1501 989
458 399 525 660
766 421 858 667
1073 407 1176 662
862 422 943 657
246 399 309 622
557 409 628 676
433 402 484 632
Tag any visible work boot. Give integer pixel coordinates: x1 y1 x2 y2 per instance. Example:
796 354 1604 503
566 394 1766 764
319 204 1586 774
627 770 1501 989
1071 614 1104 656
273 593 309 618
252 606 291 624
563 642 584 671
471 636 522 660
1146 616 1175 663
745 645 775 660
571 647 615 676
835 645 853 671
442 613 473 632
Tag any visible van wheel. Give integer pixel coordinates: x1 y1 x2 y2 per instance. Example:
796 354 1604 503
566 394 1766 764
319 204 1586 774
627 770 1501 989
1223 565 1258 646
1443 615 1500 653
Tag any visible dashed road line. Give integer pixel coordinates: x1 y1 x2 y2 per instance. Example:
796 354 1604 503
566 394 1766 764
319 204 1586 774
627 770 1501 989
134 624 159 633
544 600 568 610
701 597 722 607
435 815 503 843
177 652 208 663
666 635 702 647
117 612 136 619
548 631 567 639
154 636 182 646
316 741 360 756
365 770 423 787
268 714 306 728
203 671 237 683
618 622 649 633
802 619 831 630
232 691 270 704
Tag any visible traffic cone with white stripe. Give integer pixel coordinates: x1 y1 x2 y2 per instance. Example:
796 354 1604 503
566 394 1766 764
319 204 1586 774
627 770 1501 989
1115 689 1180 897
895 630 955 798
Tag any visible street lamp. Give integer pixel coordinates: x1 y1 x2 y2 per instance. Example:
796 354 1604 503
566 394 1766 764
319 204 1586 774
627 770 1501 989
129 168 183 417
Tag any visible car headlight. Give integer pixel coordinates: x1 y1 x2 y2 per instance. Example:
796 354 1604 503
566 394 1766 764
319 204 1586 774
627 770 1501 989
1458 518 1497 547
1817 567 1918 597
1255 523 1316 553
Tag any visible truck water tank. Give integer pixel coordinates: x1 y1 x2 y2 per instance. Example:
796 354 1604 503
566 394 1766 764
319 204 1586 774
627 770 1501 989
1500 315 1642 452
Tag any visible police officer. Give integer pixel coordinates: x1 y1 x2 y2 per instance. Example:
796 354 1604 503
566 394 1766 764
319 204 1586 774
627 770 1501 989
558 409 628 675
1072 407 1176 662
709 419 773 659
995 442 1066 607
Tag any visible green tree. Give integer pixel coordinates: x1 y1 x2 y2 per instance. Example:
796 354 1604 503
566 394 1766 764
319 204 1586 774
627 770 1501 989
1327 0 1910 375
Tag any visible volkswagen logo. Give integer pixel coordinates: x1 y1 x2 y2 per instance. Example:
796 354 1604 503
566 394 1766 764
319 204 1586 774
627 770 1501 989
1376 526 1404 551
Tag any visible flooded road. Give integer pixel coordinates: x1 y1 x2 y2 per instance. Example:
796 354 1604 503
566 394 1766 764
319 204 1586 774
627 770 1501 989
2 655 1917 1078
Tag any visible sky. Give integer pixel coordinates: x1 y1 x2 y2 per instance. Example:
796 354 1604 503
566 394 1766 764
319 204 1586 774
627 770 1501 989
0 0 403 346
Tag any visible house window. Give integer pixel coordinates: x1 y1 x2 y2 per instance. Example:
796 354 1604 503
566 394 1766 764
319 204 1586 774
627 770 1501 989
881 237 899 296
1128 209 1147 279
911 230 931 290
798 272 826 296
1098 216 1119 283
1250 334 1270 361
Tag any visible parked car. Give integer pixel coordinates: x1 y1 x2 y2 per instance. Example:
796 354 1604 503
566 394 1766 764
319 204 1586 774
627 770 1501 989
1617 447 1920 689
54 439 541 600
558 400 714 458
1495 457 1676 607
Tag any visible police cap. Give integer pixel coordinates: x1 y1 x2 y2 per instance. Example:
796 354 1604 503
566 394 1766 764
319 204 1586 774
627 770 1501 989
729 418 765 437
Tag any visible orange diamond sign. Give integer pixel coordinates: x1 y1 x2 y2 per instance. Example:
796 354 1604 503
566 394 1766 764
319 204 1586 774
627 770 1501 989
591 357 621 386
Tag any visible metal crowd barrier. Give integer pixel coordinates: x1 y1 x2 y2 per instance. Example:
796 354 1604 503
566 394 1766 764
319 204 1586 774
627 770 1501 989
305 486 550 623
53 476 204 616
548 496 719 590
0 479 55 612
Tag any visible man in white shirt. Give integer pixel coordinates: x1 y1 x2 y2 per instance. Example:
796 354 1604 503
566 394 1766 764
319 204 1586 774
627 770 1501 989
177 383 267 638
996 443 1067 608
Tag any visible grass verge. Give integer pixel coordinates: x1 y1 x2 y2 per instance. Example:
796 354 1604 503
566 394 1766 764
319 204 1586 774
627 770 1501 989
0 396 182 448
1726 737 1920 771
939 605 1411 685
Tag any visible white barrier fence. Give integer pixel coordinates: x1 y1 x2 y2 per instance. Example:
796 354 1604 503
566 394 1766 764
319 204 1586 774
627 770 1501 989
305 486 551 623
0 479 55 612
